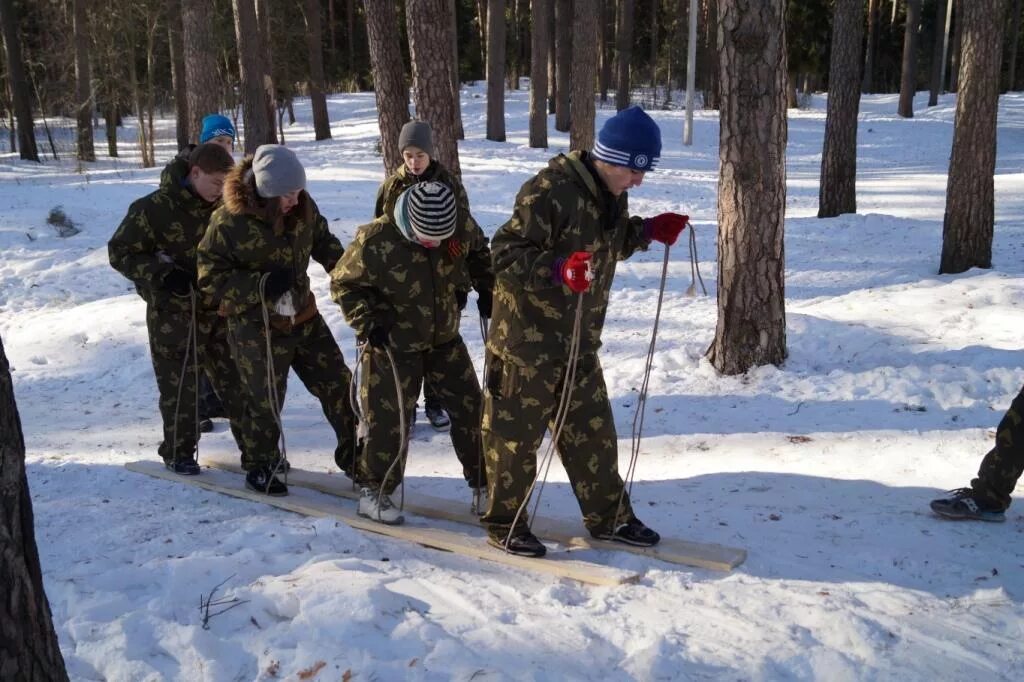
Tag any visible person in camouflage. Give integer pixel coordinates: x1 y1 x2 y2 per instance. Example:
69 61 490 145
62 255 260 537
375 121 494 432
931 384 1024 521
197 145 356 497
108 143 246 475
332 180 494 525
480 106 689 557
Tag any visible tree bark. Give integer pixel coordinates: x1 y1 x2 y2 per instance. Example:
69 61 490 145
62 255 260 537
699 0 720 109
863 0 880 93
485 0 507 141
599 0 613 102
0 0 38 161
940 0 1007 274
950 0 963 91
818 0 863 218
304 0 332 140
1006 0 1022 91
449 0 465 139
167 1 190 150
347 0 356 75
928 0 949 105
707 0 788 375
73 0 95 162
554 0 571 131
570 0 599 150
181 0 222 143
232 0 275 154
407 0 463 175
0 335 70 681
615 0 634 110
897 0 921 117
529 0 550 148
363 0 409 175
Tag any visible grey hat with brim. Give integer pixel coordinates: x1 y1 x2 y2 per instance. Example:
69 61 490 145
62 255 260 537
252 145 306 198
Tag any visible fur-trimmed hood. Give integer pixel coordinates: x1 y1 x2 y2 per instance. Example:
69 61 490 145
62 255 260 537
222 156 315 228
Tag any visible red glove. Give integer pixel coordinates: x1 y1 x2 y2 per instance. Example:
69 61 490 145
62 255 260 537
557 251 593 293
644 213 689 246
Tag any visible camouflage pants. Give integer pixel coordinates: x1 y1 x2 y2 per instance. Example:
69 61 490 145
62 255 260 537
480 352 635 540
227 312 355 471
357 336 484 495
146 305 248 463
972 383 1024 510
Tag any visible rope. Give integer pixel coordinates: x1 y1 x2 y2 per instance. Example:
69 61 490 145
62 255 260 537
472 313 489 515
258 274 289 492
686 224 707 297
374 345 409 514
169 287 200 467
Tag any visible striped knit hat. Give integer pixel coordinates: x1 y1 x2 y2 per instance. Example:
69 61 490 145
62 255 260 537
394 181 457 244
592 105 662 172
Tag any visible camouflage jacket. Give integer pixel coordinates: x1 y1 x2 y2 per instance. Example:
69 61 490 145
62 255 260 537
487 151 650 366
108 154 218 312
331 209 488 353
197 157 343 321
374 160 492 295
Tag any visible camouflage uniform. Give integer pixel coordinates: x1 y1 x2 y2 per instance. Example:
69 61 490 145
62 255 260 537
108 155 248 465
330 205 494 495
970 384 1024 510
197 158 356 472
481 151 652 540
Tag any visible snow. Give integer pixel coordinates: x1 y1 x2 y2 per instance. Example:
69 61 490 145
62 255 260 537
2 85 1023 680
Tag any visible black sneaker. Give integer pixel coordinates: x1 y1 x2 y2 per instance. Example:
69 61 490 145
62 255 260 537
165 458 201 476
199 418 214 433
593 518 661 547
270 457 290 474
488 530 547 558
424 404 450 431
930 488 1005 522
245 467 288 496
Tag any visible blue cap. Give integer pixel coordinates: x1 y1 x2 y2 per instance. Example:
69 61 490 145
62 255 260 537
200 114 236 144
592 106 662 172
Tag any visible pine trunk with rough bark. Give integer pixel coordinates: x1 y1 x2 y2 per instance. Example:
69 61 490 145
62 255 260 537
408 0 463 175
818 0 863 218
167 2 189 150
182 0 222 142
570 0 598 150
485 0 506 141
0 0 38 161
363 0 409 175
1006 0 1021 91
233 0 275 154
898 0 921 117
929 0 949 105
0 335 69 681
863 0 880 92
256 0 278 144
940 0 1006 274
616 0 634 109
304 0 332 140
73 0 94 162
449 0 465 139
707 0 788 375
950 0 963 91
554 0 571 131
529 0 550 148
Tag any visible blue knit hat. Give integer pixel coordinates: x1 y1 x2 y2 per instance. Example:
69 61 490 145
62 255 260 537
200 114 236 144
592 106 661 172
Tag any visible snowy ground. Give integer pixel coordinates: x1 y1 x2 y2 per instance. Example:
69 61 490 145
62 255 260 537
2 85 1023 680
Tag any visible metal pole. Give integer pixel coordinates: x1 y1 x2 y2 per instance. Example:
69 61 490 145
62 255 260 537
683 0 698 145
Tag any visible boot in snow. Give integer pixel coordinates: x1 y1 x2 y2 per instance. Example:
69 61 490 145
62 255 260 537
358 487 404 525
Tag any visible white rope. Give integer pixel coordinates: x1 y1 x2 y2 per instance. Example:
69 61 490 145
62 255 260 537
170 287 200 467
375 345 409 513
258 274 288 491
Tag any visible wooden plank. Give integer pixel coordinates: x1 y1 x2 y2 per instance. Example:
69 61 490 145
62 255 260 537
125 460 640 587
201 454 746 572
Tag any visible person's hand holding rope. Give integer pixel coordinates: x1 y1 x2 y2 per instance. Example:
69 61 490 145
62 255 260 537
644 212 689 245
555 251 593 293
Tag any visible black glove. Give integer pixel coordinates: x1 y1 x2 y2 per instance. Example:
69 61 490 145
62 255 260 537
162 267 193 297
455 289 468 311
476 288 493 318
263 268 294 299
366 324 391 349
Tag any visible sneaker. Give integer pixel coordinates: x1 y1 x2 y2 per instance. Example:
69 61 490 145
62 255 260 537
165 458 201 476
245 467 288 496
358 487 404 525
488 529 547 558
471 487 488 516
199 418 214 433
930 488 1005 522
424 404 450 431
593 518 661 547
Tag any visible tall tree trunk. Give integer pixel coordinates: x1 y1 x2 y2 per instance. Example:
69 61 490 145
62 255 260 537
700 0 720 109
897 0 921 117
649 0 659 87
73 0 95 162
615 0 634 109
929 0 952 105
128 42 151 167
256 0 278 144
818 0 864 218
707 0 788 375
0 335 69 681
363 0 409 175
950 0 963 91
167 1 189 150
476 0 488 68
940 0 1007 274
0 0 38 161
598 0 611 103
145 24 157 166
529 0 550 148
182 0 222 142
570 0 599 150
304 0 332 140
104 104 118 157
407 0 463 175
233 0 275 153
1006 0 1022 91
554 0 571 131
485 0 507 141
449 0 465 139
863 0 880 93
347 0 356 75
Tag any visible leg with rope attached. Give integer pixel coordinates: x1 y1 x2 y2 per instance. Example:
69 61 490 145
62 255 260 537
199 313 254 466
146 305 201 474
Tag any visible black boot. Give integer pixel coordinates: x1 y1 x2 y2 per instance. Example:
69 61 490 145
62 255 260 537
593 518 661 547
488 529 547 558
245 466 288 496
165 458 201 476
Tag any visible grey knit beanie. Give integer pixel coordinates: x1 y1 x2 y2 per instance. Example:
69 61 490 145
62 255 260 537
398 120 434 157
251 145 306 198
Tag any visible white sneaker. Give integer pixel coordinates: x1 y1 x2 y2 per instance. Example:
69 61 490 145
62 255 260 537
358 487 404 525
